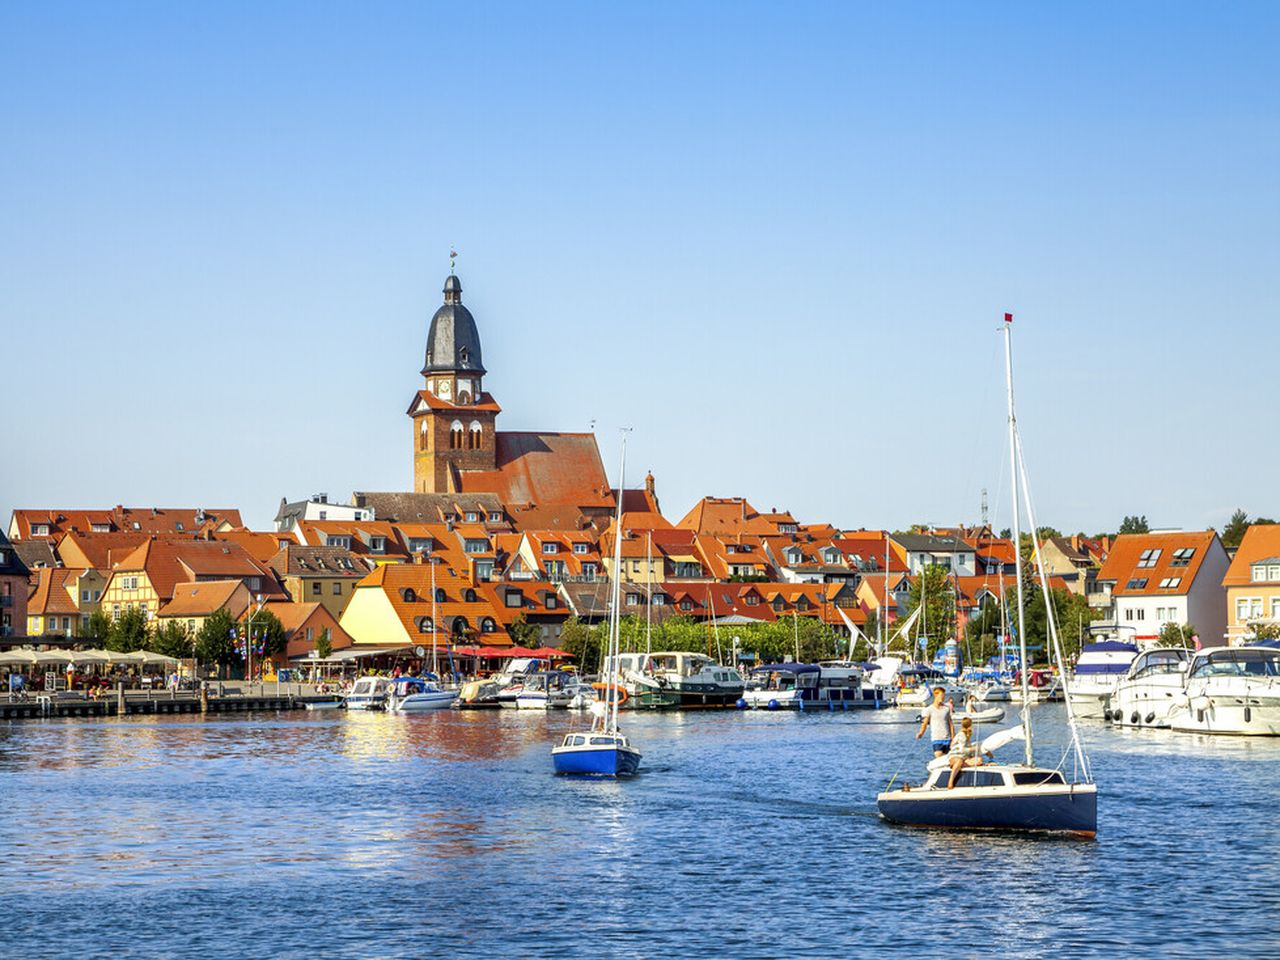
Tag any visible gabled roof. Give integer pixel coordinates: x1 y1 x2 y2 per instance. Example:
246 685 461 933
157 580 250 619
210 530 298 564
676 497 787 537
1097 531 1219 596
455 431 613 508
267 544 375 580
295 520 410 558
1223 524 1280 586
352 491 508 524
406 389 502 415
26 567 80 615
10 506 242 540
892 533 975 554
833 533 909 573
111 539 284 601
54 530 171 570
347 561 515 646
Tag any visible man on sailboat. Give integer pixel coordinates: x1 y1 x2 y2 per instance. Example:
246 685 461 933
916 686 954 757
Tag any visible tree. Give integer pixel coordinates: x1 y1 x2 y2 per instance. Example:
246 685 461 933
1249 622 1280 642
196 609 238 668
1222 509 1276 548
85 609 112 644
1118 515 1149 535
558 616 602 673
964 596 1004 664
507 614 542 647
1156 621 1196 648
861 610 881 652
316 627 333 659
107 607 149 652
252 609 288 659
901 565 956 662
152 619 193 659
1021 587 1098 662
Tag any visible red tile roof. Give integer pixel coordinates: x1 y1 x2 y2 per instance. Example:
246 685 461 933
10 506 242 540
158 580 251 619
1223 524 1280 586
26 568 80 616
456 431 613 509
1097 531 1219 597
110 539 285 601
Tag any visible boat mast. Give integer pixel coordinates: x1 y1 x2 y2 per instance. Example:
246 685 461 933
607 431 629 735
882 535 890 657
430 557 440 677
645 530 653 655
1003 314 1034 766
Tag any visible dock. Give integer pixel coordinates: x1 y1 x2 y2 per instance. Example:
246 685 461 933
0 682 340 720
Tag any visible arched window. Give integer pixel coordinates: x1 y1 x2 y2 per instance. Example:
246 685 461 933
450 420 464 449
402 588 417 603
468 420 482 450
417 616 434 634
435 587 447 603
419 420 428 451
463 588 477 603
480 617 496 633
451 616 470 637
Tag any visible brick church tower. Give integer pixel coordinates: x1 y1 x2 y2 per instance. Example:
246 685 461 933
407 273 501 493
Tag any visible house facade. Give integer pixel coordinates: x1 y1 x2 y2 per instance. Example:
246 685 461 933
1222 524 1280 643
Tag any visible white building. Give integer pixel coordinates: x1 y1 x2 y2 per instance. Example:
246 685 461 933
274 494 374 532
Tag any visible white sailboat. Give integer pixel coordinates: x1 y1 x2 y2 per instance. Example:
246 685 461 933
552 432 642 776
877 313 1098 837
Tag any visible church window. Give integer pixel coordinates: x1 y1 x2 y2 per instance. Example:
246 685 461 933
468 421 482 450
450 420 464 449
420 421 429 451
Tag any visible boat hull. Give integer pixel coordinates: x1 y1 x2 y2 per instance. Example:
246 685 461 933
393 693 457 712
551 744 642 777
1168 696 1280 736
877 783 1097 837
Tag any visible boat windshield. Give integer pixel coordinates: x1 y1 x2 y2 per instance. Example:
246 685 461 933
1131 649 1189 679
1011 771 1066 786
1190 650 1280 679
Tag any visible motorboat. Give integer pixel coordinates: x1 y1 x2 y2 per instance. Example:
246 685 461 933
1009 669 1062 703
493 657 549 707
739 663 885 710
1167 645 1280 735
1065 640 1139 718
343 676 389 711
600 653 681 709
1103 647 1191 728
387 676 456 712
515 671 590 710
893 665 965 709
633 651 744 708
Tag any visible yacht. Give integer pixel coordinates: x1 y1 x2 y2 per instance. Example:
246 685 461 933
626 651 744 708
892 665 965 708
344 676 390 711
740 663 885 710
1065 640 1139 718
515 671 590 709
1103 647 1191 728
1167 645 1280 735
386 676 456 712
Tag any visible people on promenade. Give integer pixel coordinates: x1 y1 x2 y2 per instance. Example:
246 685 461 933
916 685 954 758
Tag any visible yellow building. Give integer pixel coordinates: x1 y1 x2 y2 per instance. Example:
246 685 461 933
1223 524 1280 643
156 580 251 637
266 544 375 618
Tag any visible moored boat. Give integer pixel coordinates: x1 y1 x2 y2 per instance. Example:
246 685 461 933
1103 647 1190 728
387 676 457 712
1066 640 1139 718
740 663 884 710
1167 645 1280 735
344 676 389 711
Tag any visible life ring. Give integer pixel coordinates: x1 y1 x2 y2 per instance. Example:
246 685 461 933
592 682 629 705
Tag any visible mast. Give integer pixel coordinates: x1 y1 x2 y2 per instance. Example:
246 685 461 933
1003 314 1034 767
882 536 890 657
645 530 653 655
606 431 629 735
430 557 440 677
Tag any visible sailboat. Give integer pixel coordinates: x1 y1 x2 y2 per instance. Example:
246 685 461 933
877 314 1097 838
388 558 457 711
551 432 643 777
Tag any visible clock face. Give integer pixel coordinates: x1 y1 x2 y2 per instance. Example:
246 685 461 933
438 379 452 398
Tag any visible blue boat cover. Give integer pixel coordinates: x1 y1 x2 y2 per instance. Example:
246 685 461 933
752 663 821 674
1081 641 1138 653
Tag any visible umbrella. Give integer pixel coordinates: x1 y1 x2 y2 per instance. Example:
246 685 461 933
67 649 110 664
30 649 76 665
532 647 572 659
105 651 148 664
136 651 179 666
0 649 39 666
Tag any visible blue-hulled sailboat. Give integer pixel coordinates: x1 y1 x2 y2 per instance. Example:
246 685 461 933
552 432 642 778
877 314 1097 838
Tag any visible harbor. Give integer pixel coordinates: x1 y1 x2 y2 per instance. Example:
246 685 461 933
3 705 1278 958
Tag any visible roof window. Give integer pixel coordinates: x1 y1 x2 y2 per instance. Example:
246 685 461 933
1126 578 1148 590
1158 577 1182 589
1170 547 1195 567
1137 548 1161 568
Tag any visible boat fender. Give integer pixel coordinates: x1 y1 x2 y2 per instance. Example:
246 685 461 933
1245 706 1252 723
1144 712 1155 725
767 699 779 710
735 698 748 709
1197 709 1204 723
1130 711 1140 725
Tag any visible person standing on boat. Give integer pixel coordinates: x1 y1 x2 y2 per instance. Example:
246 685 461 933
916 686 954 757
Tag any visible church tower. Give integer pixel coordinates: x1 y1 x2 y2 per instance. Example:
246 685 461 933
407 273 500 493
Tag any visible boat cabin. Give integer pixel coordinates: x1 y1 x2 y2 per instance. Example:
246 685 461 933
559 732 630 749
1125 647 1190 681
1187 646 1280 679
921 766 1067 790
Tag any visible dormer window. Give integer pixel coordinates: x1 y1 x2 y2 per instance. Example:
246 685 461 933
573 543 589 555
32 524 50 536
464 538 489 554
1126 578 1148 590
402 588 418 603
369 537 386 553
465 511 478 523
435 588 447 603
464 588 477 603
175 522 184 531
745 594 759 606
488 511 502 523
542 543 558 555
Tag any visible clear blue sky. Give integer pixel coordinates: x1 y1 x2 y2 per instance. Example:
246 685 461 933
2 2 1276 534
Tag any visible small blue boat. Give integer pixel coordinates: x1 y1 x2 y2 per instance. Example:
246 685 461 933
551 732 642 777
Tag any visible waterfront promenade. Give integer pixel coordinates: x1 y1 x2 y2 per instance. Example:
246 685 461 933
0 680 335 719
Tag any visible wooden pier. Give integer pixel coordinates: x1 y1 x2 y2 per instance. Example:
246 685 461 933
0 682 340 720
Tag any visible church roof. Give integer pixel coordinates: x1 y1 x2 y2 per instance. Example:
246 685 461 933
422 273 485 376
455 431 613 509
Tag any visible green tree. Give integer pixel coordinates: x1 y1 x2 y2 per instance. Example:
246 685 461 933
107 607 149 652
152 619 193 659
507 614 542 647
85 609 112 644
1249 622 1280 642
196 609 238 667
316 627 333 659
964 596 1005 664
251 609 288 659
1156 621 1196 648
1118 515 1150 535
558 616 603 673
1222 509 1275 548
1022 587 1098 662
902 565 956 662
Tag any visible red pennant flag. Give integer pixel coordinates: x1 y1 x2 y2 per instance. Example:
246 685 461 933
1004 312 1013 323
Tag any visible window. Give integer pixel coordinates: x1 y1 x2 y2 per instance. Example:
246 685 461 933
745 594 759 606
450 420 464 449
545 596 558 609
1126 578 1148 590
1135 609 1145 620
248 578 261 591
464 511 478 523
326 536 351 549
542 542 559 555
773 597 785 612
402 588 417 603
436 588 448 603
311 582 322 596
573 543 589 555
418 617 434 634
626 593 640 606
82 590 90 602
32 524 49 536
481 617 496 633
1012 771 1065 786
504 590 523 608
1137 548 1161 568
369 537 386 553
1158 577 1181 590
91 523 110 533
1238 597 1264 621
582 563 597 578
333 583 342 595
680 599 693 611
1170 547 1195 567
1272 598 1280 619
488 511 502 523
467 421 482 450
464 538 489 554
319 511 327 520
464 588 477 603
476 561 494 580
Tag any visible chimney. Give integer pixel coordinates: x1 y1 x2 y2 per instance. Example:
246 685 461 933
1071 534 1080 552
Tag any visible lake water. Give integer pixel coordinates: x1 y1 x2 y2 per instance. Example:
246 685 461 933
2 705 1278 959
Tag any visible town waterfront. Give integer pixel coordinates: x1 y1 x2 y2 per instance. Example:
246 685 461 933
3 707 1278 959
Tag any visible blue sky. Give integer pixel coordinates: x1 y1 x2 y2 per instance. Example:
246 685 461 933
2 2 1276 534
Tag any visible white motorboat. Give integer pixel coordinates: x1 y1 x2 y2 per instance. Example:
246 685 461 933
1065 640 1139 718
1103 647 1191 728
515 671 589 709
387 676 457 712
740 663 884 710
344 676 389 711
1167 645 1280 736
892 666 965 709
952 705 1006 724
629 651 744 707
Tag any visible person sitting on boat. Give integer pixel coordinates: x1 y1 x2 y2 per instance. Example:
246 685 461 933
946 717 994 788
916 686 954 758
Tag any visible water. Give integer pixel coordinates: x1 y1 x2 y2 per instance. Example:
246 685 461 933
2 705 1278 959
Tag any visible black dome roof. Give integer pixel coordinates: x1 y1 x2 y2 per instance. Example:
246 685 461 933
422 274 485 376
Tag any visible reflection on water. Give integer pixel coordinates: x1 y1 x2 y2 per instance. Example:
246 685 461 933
2 707 1280 958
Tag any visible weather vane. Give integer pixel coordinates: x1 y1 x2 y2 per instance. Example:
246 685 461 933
450 248 457 274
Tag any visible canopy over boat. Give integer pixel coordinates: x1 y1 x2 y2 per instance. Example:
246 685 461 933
751 663 821 675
